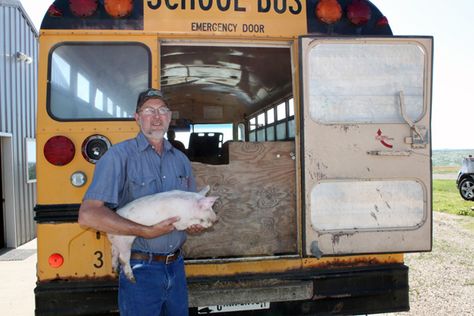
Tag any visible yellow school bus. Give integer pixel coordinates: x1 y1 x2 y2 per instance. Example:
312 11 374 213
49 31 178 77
34 0 433 315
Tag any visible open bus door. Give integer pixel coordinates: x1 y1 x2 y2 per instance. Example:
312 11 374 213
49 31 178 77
299 36 433 256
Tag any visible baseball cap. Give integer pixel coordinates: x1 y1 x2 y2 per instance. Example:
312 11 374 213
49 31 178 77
136 88 168 112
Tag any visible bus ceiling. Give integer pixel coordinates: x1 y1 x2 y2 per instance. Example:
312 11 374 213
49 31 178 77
160 45 293 115
40 0 392 36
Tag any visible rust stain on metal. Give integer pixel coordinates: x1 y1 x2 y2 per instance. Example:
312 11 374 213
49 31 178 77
40 275 117 283
315 162 328 180
303 256 396 270
332 124 359 133
331 231 357 245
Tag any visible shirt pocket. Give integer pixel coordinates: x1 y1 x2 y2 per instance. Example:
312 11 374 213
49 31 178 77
129 175 158 199
176 175 191 191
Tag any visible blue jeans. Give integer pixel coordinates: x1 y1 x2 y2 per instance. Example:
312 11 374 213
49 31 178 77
118 255 189 316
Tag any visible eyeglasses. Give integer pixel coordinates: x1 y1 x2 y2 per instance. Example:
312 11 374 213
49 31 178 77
139 106 171 116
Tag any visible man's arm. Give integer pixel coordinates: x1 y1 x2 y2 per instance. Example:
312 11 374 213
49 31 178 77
186 224 206 234
78 199 179 239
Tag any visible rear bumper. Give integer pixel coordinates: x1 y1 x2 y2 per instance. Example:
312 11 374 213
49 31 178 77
189 264 409 315
35 264 408 316
35 280 118 316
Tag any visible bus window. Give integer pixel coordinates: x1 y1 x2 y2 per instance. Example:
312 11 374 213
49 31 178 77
266 108 275 124
288 98 295 138
308 43 425 124
237 123 245 141
172 123 233 149
249 131 256 142
277 102 286 120
288 98 294 116
247 97 294 142
49 43 150 120
276 122 286 140
170 123 233 165
266 126 275 141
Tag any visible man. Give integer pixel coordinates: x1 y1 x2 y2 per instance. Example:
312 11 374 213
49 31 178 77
78 88 203 316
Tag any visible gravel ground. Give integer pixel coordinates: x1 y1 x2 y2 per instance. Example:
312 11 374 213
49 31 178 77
392 211 474 315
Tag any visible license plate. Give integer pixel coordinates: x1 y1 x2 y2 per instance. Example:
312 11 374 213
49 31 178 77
197 302 270 314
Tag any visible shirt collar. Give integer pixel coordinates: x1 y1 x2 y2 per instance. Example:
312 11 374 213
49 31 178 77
136 132 174 153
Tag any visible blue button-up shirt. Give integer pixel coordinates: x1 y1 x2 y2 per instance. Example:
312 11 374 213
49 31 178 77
83 132 196 253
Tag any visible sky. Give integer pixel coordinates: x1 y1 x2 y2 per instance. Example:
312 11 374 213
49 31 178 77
18 0 474 150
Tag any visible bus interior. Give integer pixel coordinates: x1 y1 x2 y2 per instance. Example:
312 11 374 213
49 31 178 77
160 44 298 260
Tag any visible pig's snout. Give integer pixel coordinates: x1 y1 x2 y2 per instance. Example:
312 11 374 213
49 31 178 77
209 210 218 223
207 208 218 225
199 210 218 228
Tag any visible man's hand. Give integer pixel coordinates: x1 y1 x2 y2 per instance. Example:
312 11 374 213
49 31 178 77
141 216 180 239
186 224 206 234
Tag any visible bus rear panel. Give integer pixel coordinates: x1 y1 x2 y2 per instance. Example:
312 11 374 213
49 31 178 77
35 1 432 315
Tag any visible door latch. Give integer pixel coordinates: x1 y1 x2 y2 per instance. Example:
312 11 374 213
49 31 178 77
399 91 428 149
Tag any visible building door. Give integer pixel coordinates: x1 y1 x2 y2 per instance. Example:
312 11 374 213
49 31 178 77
0 141 5 248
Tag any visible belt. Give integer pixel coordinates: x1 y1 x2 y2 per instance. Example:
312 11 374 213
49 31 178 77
130 250 181 264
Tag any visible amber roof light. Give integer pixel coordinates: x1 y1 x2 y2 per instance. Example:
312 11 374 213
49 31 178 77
104 0 133 18
316 0 343 24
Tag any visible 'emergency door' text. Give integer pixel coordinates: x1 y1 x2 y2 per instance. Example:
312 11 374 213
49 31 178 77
191 22 265 33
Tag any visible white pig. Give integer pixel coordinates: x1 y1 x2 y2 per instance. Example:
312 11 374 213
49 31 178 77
108 185 218 282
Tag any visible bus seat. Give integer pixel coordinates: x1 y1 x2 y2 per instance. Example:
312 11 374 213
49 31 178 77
187 132 223 164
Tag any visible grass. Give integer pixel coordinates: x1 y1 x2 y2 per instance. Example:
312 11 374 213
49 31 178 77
463 221 474 231
433 179 474 217
433 166 460 174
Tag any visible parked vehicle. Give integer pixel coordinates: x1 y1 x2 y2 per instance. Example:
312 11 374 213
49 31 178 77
457 155 474 201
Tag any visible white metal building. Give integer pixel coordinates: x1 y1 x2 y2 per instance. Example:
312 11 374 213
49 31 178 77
0 0 38 248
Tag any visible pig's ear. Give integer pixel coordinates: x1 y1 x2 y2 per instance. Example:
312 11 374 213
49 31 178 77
198 196 218 209
197 185 211 196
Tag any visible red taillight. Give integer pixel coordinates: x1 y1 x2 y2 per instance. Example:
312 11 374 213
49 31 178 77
44 136 76 166
316 0 342 24
104 0 133 18
47 5 63 17
347 0 372 26
376 16 389 27
69 0 99 17
48 253 64 268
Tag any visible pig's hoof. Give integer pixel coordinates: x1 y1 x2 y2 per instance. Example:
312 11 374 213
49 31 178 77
126 274 136 283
